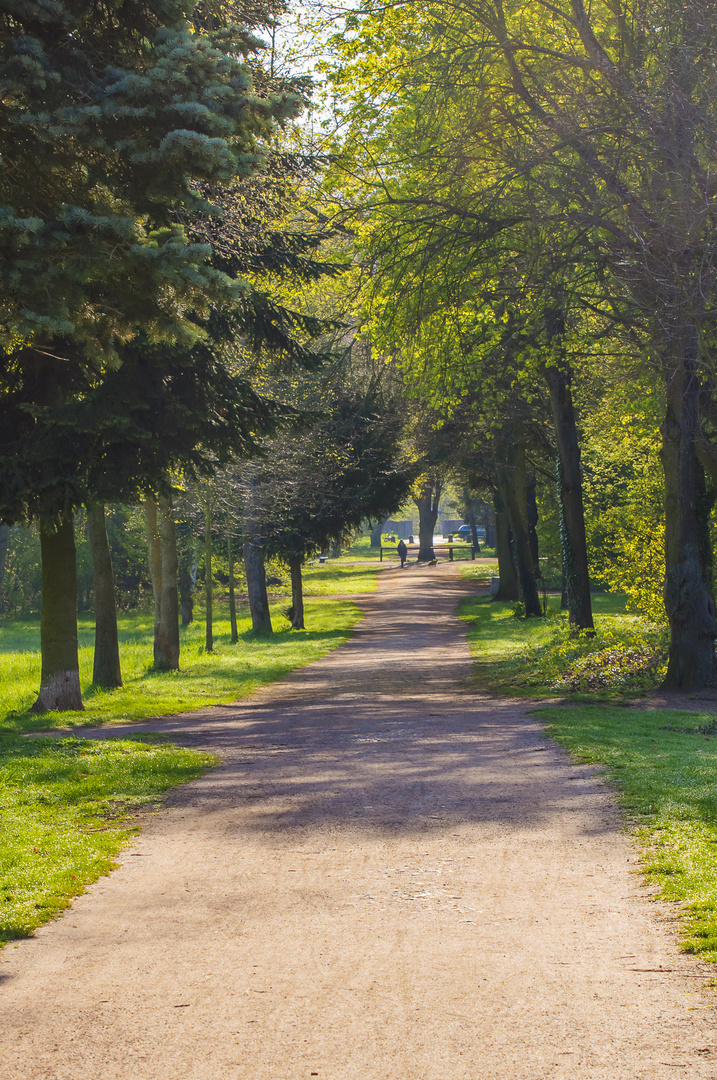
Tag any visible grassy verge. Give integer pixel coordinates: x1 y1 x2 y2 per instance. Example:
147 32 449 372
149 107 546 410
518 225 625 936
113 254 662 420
458 592 666 699
0 571 376 945
458 590 717 961
460 560 499 582
537 705 717 962
1 734 212 944
0 594 368 734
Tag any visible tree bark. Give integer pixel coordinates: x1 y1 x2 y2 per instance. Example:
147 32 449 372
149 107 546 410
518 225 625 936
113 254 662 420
204 495 213 653
243 473 272 635
178 548 195 627
289 554 305 630
145 497 163 648
87 504 122 688
244 538 272 634
495 436 542 616
32 517 83 712
526 472 540 575
544 315 594 631
228 535 238 644
464 491 480 552
0 523 9 614
493 488 519 601
156 494 180 670
414 477 442 561
662 333 717 688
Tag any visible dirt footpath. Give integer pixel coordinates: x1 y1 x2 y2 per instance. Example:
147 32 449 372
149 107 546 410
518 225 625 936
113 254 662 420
1 564 716 1079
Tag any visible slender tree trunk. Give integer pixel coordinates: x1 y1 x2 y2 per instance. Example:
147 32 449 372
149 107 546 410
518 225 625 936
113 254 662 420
145 497 162 647
495 437 542 616
243 474 272 635
544 313 594 631
0 523 9 614
415 477 442 561
493 489 519 601
464 488 480 551
32 517 83 712
289 555 305 630
178 548 195 627
87 504 122 688
204 496 213 653
662 333 717 687
228 535 238 644
156 494 180 670
244 539 272 634
526 472 540 575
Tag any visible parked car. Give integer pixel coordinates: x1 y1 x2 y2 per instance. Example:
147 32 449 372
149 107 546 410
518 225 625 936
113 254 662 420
456 525 486 542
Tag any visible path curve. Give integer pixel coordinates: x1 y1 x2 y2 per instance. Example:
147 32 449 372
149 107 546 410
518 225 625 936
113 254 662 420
1 564 715 1079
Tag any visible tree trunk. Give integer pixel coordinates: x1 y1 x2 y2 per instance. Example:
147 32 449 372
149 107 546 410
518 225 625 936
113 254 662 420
204 496 213 653
495 437 542 616
463 488 480 551
145 497 163 648
415 477 442 561
526 472 540 575
156 494 180 670
243 473 272 635
244 539 272 634
0 523 9 614
228 535 238 644
493 488 519 601
370 519 387 548
32 517 83 712
662 335 717 688
178 548 195 627
544 316 594 631
87 504 122 688
289 554 305 630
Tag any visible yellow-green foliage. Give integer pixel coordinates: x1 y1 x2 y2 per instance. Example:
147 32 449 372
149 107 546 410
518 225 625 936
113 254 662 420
601 515 666 625
580 381 667 623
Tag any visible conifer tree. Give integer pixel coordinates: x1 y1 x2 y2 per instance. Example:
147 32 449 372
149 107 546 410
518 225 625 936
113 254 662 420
0 0 305 709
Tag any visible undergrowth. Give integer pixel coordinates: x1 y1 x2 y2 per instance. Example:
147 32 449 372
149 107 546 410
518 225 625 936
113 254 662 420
458 592 666 698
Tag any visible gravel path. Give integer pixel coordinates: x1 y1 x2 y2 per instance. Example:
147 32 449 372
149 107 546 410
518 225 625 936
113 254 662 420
1 563 715 1079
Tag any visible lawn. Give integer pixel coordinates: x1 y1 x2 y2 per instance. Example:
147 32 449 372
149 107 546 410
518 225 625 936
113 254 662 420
0 569 377 734
0 734 212 944
0 567 378 946
538 704 717 963
457 585 717 962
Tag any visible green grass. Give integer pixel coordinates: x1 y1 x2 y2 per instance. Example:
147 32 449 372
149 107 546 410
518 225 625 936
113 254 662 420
0 570 375 944
461 560 499 581
0 594 366 734
0 734 212 944
538 704 717 962
458 592 666 698
286 563 379 592
458 590 717 961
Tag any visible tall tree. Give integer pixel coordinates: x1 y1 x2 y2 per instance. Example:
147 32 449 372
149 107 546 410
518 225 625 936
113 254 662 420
87 504 123 688
326 0 717 683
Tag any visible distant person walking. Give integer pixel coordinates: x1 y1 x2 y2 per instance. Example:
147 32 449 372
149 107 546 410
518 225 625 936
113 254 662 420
397 539 408 567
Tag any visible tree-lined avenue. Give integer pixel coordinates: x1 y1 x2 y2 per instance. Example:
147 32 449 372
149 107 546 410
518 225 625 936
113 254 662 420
0 565 713 1079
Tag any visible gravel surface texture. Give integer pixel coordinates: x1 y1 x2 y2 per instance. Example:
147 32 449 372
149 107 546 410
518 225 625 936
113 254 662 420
1 563 715 1079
